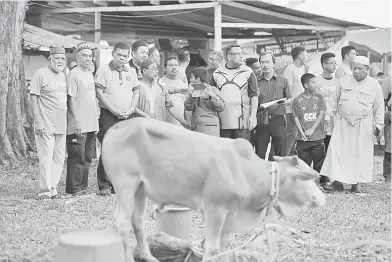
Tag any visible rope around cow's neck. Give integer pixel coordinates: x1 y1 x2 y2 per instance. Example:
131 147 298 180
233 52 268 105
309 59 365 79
202 161 280 262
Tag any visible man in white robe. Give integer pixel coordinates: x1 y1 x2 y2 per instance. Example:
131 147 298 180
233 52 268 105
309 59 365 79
322 56 384 193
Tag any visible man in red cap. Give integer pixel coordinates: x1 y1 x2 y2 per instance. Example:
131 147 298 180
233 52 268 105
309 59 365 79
30 45 68 200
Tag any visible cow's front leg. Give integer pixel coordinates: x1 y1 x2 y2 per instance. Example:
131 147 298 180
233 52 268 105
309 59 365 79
131 184 159 262
202 205 228 262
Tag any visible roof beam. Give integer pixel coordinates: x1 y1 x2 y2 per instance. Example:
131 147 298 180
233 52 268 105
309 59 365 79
224 1 341 27
121 0 134 5
66 1 86 8
47 1 66 8
94 0 108 7
150 15 214 33
47 2 218 13
149 0 160 5
220 23 344 31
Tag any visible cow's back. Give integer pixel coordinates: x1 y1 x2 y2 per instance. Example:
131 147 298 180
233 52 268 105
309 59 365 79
102 117 256 209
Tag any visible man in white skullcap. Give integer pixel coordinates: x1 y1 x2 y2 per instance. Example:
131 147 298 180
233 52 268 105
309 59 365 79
322 56 385 193
30 46 67 199
65 42 99 197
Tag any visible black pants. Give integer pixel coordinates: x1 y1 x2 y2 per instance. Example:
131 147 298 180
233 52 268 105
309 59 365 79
296 140 329 183
254 115 286 159
324 135 331 153
96 109 123 190
384 152 391 180
220 129 250 141
66 132 96 194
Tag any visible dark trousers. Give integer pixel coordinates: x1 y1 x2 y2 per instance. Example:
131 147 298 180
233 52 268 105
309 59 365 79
97 109 123 190
324 135 331 152
66 132 96 194
285 113 298 156
384 152 391 180
254 115 286 159
220 129 250 141
296 140 329 183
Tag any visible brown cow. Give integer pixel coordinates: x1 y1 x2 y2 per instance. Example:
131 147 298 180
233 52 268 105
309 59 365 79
102 117 326 262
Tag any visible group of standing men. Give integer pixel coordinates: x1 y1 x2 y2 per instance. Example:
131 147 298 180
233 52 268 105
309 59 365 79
30 39 389 199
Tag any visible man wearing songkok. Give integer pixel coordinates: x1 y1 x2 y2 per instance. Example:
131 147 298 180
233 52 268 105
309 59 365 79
30 46 67 200
95 42 140 196
65 42 99 197
322 56 384 193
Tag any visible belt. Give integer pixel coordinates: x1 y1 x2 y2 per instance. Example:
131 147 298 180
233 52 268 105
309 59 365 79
338 110 371 126
268 114 284 119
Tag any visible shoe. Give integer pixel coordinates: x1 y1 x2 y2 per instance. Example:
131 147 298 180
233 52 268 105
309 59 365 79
71 190 88 197
38 195 52 200
51 194 64 199
323 181 344 192
99 188 111 196
385 178 391 183
350 184 361 193
111 187 116 194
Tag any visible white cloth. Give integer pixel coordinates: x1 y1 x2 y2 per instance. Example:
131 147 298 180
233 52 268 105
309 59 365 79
35 133 66 197
320 75 385 184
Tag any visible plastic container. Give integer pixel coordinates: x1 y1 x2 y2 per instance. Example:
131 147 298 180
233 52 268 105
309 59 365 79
54 230 126 262
156 204 192 241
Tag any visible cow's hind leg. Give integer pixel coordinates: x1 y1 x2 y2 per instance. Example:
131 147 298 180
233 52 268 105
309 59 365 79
131 183 159 262
115 177 139 262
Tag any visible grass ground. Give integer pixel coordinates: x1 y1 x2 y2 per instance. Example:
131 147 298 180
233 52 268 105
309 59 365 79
0 156 390 262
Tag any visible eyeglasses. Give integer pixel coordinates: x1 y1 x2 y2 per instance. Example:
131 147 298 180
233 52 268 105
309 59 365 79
325 62 338 66
208 58 221 61
228 52 244 56
145 68 158 72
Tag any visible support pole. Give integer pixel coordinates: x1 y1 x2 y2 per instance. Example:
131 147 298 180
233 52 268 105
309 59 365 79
214 2 222 51
94 11 101 67
315 31 329 49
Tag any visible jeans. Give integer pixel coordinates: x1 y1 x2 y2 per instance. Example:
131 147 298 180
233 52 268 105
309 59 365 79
285 113 298 156
66 132 96 194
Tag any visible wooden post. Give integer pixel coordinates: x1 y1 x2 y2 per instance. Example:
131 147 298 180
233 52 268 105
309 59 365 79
214 2 222 51
94 11 101 67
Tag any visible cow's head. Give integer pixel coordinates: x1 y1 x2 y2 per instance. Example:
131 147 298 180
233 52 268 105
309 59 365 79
272 156 326 216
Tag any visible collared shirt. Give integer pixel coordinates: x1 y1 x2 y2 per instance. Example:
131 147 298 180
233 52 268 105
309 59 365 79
95 61 140 110
335 63 352 80
258 73 290 116
128 59 143 81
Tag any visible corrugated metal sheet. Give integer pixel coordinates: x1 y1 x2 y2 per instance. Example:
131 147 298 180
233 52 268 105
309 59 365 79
23 23 111 51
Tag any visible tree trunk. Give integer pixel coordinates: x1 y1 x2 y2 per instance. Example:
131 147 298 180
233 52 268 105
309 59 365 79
0 0 34 165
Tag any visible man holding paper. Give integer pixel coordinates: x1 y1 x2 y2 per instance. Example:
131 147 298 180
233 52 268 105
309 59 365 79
254 52 291 159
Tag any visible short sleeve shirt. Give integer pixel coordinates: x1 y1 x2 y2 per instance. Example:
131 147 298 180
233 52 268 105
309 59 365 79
129 59 143 81
95 61 140 110
283 63 306 113
335 63 352 80
292 92 326 141
210 64 258 129
29 67 67 134
67 67 99 134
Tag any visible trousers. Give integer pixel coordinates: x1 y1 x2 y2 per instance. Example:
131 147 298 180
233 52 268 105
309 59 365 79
35 133 66 197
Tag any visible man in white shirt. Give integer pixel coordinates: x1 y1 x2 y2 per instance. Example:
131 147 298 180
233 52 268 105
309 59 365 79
335 46 357 80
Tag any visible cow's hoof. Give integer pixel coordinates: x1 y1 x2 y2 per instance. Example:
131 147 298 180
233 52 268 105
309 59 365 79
133 249 159 262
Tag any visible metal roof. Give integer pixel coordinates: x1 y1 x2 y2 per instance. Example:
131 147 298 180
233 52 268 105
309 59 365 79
23 23 112 51
27 0 377 45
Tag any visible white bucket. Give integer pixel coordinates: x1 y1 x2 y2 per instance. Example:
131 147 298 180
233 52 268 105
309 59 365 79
156 204 192 241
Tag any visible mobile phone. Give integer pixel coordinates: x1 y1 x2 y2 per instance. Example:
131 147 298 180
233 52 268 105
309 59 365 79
191 83 207 97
